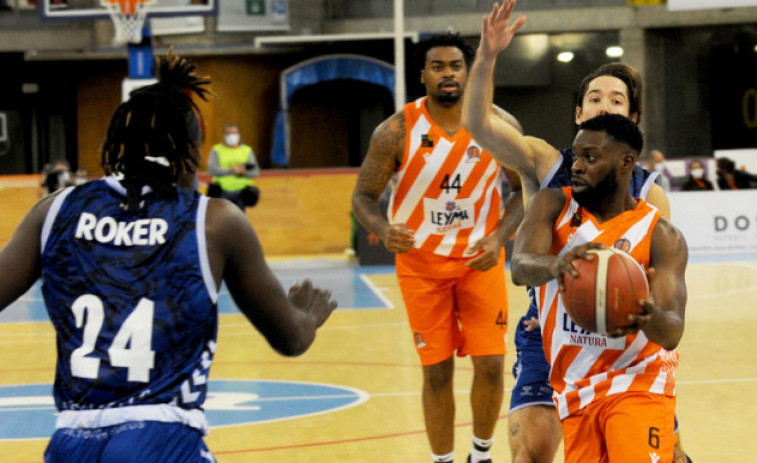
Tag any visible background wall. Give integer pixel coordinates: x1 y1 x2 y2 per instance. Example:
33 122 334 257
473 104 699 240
0 170 357 256
76 55 288 176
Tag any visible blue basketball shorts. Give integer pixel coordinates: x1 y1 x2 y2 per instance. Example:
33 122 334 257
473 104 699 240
510 307 555 412
44 421 215 463
510 346 554 412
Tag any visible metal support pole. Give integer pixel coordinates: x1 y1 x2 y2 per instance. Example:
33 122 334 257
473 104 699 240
393 0 406 111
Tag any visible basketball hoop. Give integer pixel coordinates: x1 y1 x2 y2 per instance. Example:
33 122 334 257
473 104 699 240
101 0 155 45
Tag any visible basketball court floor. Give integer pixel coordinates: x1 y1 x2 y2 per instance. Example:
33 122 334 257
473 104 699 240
0 253 755 462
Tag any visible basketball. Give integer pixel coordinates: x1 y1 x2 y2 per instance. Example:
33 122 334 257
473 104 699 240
561 248 649 335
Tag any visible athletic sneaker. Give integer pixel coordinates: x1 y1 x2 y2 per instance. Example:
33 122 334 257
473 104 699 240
466 455 492 463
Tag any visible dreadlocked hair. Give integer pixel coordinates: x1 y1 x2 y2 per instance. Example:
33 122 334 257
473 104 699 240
101 49 212 211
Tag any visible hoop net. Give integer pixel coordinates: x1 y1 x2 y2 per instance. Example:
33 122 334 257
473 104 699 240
101 0 155 44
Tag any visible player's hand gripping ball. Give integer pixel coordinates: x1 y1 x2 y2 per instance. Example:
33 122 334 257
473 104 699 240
561 248 648 335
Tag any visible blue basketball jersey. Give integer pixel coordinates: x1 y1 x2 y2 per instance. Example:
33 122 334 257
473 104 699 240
40 177 217 429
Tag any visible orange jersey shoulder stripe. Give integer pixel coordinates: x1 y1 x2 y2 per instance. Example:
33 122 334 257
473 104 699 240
388 97 503 258
538 187 676 419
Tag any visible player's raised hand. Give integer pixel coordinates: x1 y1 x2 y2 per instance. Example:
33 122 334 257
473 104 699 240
479 0 527 59
288 279 338 327
382 223 416 254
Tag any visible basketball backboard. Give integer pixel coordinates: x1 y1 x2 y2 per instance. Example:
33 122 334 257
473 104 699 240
40 0 216 20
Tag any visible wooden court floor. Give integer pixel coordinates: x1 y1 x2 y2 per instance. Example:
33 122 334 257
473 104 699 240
0 253 755 462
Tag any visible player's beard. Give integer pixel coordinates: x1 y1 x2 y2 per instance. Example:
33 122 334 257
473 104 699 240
432 80 461 105
573 170 619 212
435 91 460 104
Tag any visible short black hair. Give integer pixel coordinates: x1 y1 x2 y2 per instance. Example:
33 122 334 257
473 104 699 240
578 113 643 155
101 50 211 211
415 32 475 71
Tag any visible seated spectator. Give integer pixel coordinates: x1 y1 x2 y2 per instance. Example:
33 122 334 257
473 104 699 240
206 123 260 211
715 157 757 190
680 159 714 191
647 149 671 191
41 160 73 194
74 167 89 186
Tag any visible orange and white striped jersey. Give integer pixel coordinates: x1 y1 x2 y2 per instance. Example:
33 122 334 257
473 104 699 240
388 97 503 258
538 187 678 420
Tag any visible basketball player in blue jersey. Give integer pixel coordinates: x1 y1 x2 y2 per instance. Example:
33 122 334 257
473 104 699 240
462 2 690 462
0 52 337 463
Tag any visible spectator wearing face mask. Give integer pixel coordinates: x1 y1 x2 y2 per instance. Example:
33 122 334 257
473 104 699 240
41 160 74 195
206 123 261 211
647 149 672 192
681 159 714 191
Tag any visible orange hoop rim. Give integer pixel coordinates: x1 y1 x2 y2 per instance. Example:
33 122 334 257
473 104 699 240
101 0 155 16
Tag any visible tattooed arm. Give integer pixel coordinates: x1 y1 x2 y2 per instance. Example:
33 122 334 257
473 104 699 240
351 111 416 253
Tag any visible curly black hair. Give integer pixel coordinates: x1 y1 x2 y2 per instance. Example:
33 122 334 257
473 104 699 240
415 32 475 71
101 50 212 211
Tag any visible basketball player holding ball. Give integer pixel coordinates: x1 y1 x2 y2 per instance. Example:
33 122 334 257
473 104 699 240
511 114 688 463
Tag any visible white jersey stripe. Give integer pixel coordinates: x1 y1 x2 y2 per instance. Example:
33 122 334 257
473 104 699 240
649 370 668 395
196 195 217 304
41 186 75 253
391 114 439 225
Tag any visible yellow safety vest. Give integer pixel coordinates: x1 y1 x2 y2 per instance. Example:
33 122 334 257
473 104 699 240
212 143 255 192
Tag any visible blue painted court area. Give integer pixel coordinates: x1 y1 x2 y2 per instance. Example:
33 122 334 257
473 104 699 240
0 380 368 440
0 259 395 323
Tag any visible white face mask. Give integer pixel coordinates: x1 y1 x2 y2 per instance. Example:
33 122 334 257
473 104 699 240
690 168 704 179
225 133 240 146
653 164 664 173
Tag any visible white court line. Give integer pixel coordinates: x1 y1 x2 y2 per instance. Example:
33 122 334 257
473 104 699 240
0 331 52 338
360 274 395 309
234 394 362 403
0 339 52 345
676 377 757 385
367 377 757 398
0 321 411 343
689 285 757 301
221 321 407 332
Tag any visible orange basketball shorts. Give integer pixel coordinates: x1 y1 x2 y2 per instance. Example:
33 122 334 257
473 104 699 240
561 392 676 463
395 249 508 366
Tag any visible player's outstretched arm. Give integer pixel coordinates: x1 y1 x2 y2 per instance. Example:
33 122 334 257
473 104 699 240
462 0 558 202
626 219 687 350
0 194 55 313
351 112 415 253
206 199 337 356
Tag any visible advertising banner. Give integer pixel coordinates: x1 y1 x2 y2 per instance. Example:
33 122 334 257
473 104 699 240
670 190 757 256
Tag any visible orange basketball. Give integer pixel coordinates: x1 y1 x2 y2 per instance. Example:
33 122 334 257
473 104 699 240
561 248 649 335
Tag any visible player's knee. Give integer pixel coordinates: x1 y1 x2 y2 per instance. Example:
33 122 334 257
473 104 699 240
423 360 454 391
511 440 559 463
473 355 504 384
